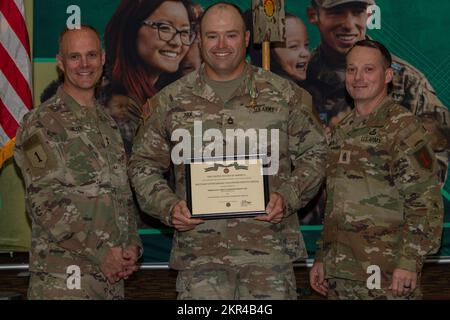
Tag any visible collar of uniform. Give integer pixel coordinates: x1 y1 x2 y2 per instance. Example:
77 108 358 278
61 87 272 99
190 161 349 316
232 62 254 97
55 85 101 118
191 62 253 102
55 86 84 114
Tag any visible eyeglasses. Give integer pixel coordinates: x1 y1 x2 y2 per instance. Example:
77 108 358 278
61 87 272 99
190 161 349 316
142 20 196 45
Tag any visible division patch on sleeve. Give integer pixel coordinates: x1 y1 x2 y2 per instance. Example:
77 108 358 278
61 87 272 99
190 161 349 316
413 146 433 171
23 132 57 178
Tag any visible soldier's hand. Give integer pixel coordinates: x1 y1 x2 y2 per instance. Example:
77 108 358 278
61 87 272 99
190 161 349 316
118 245 140 280
171 200 204 232
100 247 127 283
255 192 284 224
309 262 328 296
389 268 417 297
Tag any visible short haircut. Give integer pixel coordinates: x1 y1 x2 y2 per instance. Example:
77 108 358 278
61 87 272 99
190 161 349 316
199 2 247 33
58 24 101 54
347 39 392 68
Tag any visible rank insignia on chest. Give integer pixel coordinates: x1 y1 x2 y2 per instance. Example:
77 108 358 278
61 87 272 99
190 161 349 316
338 150 351 164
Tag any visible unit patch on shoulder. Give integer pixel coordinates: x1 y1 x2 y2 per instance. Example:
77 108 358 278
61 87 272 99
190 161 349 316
24 133 48 169
22 132 58 179
413 146 433 171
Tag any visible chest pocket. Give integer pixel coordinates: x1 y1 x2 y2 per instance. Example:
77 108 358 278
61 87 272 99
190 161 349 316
340 127 390 174
63 129 103 186
359 132 392 175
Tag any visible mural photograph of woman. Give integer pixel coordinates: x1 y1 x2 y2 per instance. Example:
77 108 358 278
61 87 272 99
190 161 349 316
104 0 197 154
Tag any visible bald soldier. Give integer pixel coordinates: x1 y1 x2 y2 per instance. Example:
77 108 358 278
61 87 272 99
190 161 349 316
14 26 142 300
310 40 444 300
305 0 449 183
129 2 327 299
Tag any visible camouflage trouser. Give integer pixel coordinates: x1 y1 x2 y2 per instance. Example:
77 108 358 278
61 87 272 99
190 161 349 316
327 278 422 300
28 271 124 300
176 263 297 300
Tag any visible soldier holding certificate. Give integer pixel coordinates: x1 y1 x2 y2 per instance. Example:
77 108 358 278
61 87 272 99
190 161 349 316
129 2 327 300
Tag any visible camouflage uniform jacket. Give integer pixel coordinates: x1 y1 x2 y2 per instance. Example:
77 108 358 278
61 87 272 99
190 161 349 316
129 63 327 270
315 96 444 286
14 87 142 274
305 45 449 182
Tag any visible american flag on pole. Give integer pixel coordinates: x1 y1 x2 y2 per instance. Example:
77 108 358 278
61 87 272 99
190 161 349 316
0 0 32 168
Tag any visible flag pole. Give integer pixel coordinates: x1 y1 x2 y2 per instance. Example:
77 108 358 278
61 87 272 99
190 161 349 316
252 0 285 72
262 40 270 71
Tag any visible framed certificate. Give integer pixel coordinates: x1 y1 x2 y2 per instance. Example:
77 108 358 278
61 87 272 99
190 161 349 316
185 155 269 219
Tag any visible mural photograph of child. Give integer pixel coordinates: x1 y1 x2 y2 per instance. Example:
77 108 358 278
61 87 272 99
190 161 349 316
271 13 311 85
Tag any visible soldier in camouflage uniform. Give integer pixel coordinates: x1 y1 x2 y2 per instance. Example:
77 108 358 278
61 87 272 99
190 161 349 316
14 26 142 300
301 0 448 228
129 2 327 300
306 0 449 182
309 40 444 300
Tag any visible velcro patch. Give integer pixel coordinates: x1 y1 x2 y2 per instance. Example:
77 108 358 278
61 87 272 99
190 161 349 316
404 129 425 149
23 131 57 179
24 134 48 168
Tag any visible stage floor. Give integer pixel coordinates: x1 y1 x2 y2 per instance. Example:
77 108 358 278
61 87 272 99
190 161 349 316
1 253 449 300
